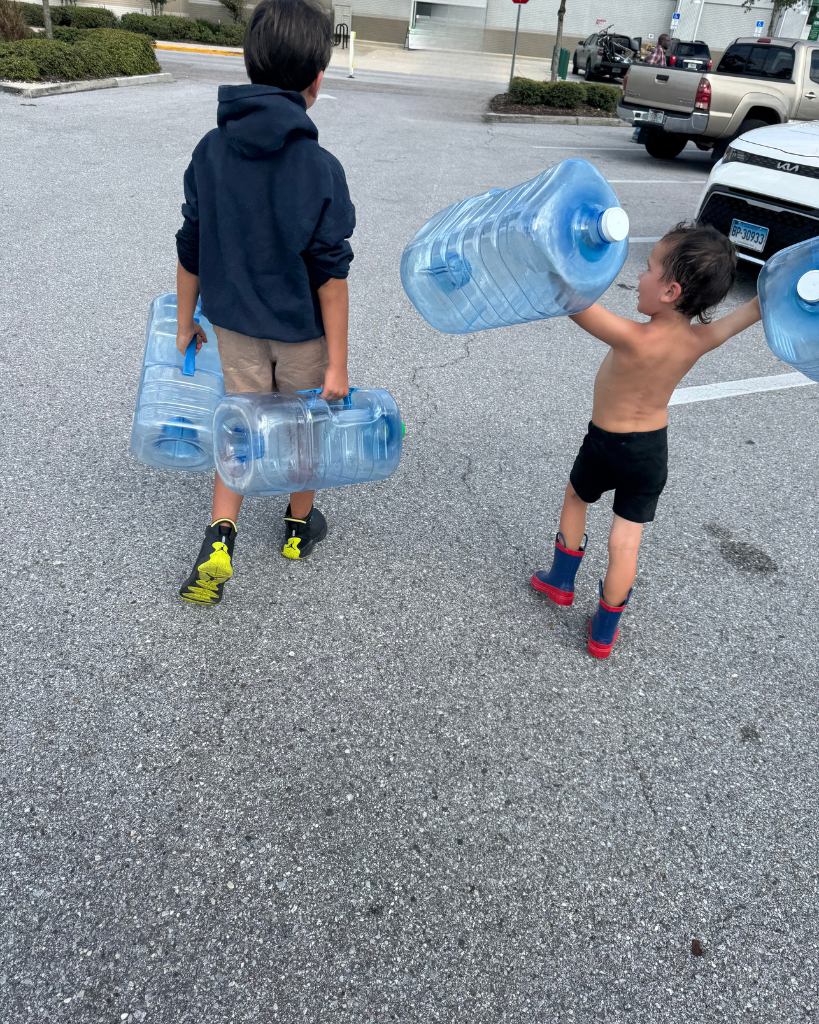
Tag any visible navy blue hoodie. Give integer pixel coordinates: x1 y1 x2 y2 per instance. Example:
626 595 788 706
175 84 355 343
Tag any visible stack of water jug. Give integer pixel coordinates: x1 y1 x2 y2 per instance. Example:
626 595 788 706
131 159 819 487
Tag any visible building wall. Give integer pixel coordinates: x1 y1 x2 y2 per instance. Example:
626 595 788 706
36 0 777 55
696 2 775 49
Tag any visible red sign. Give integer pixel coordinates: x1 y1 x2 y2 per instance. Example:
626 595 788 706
512 0 530 5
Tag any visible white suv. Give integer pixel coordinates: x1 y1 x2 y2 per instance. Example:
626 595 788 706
695 120 819 265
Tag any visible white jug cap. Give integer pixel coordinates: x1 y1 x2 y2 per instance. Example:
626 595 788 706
600 207 630 243
796 270 819 304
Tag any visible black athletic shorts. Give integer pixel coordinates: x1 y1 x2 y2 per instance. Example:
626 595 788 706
569 421 668 524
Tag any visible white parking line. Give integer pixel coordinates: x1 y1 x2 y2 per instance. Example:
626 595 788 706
533 146 636 151
630 236 661 243
669 372 815 406
608 179 705 184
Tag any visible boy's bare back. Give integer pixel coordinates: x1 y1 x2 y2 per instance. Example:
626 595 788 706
570 238 761 433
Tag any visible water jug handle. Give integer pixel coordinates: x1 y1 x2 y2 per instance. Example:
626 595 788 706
182 340 196 377
297 387 357 408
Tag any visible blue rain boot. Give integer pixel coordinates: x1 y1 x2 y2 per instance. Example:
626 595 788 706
588 581 632 659
531 532 587 606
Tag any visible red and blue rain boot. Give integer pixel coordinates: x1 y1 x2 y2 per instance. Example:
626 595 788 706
531 533 587 606
588 581 632 659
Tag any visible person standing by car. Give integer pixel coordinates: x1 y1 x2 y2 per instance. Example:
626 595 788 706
646 33 670 66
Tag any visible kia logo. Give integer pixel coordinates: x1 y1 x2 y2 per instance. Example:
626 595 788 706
777 162 800 172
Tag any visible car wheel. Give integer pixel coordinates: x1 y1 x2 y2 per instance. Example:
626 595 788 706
585 59 595 81
710 118 769 164
644 132 688 159
572 52 578 75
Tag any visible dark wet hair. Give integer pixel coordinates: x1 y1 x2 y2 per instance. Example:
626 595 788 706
660 222 737 324
244 0 333 92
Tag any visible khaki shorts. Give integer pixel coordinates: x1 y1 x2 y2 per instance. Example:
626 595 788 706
213 326 328 395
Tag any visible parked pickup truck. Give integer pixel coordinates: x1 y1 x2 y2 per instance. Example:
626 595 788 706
617 37 819 161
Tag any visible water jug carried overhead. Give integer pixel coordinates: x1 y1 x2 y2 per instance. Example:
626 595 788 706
400 158 630 335
213 388 403 497
758 237 819 381
130 294 225 473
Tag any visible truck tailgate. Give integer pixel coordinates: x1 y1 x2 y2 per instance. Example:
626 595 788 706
622 65 699 114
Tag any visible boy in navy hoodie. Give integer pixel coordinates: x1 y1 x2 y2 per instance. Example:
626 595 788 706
175 0 355 605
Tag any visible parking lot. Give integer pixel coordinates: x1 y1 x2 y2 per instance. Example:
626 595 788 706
2 51 818 1023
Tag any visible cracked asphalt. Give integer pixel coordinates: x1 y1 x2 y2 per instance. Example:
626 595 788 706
2 51 818 1024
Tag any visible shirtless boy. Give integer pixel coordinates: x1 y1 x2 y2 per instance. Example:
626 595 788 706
532 223 761 658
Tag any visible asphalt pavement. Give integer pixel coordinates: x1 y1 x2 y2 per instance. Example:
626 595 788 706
2 52 818 1024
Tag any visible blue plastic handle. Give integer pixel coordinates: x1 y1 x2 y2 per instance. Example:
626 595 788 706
297 387 356 408
183 340 196 377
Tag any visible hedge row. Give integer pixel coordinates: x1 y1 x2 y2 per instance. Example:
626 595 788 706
18 2 117 28
509 78 620 113
17 4 245 45
0 26 160 80
120 13 244 46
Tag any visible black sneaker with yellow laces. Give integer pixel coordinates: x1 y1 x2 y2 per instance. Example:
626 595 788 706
179 520 237 605
282 505 327 560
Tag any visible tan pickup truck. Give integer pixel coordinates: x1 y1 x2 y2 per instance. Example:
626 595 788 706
617 37 819 161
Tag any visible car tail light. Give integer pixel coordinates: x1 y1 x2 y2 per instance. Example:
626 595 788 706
597 49 604 55
669 55 676 65
622 70 629 92
758 38 770 43
707 58 712 70
695 76 711 111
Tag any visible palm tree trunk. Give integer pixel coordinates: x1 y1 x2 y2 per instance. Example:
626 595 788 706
42 0 53 39
550 0 567 82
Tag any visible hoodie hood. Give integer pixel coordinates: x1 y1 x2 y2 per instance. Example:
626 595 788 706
217 84 318 159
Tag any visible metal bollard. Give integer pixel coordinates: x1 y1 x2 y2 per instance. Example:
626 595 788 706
348 30 355 78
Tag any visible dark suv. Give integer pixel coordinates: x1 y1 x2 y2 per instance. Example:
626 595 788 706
664 39 712 72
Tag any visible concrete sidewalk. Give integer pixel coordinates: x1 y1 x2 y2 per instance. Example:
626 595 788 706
329 39 551 84
154 37 552 85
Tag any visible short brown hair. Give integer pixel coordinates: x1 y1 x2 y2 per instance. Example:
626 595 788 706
660 223 737 323
244 0 333 92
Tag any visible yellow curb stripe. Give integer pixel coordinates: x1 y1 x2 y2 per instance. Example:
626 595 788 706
155 43 244 56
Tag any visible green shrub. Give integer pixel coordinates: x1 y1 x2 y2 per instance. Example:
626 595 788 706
52 24 84 43
582 82 620 112
0 28 159 80
17 3 118 28
508 76 621 112
508 78 586 109
120 12 244 46
0 52 37 77
17 1 43 26
54 6 117 28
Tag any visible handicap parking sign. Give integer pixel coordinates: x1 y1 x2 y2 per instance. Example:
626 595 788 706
754 19 764 35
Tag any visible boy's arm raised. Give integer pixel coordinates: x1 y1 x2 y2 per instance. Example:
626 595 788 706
691 295 761 352
569 303 641 348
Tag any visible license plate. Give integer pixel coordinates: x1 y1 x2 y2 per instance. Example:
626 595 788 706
634 108 665 125
729 218 769 253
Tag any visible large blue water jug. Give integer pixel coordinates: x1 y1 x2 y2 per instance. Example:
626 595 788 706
130 294 225 472
213 389 402 496
400 158 629 334
759 238 819 381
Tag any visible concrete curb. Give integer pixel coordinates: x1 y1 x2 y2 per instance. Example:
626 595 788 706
155 42 243 56
484 112 628 126
0 72 174 99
